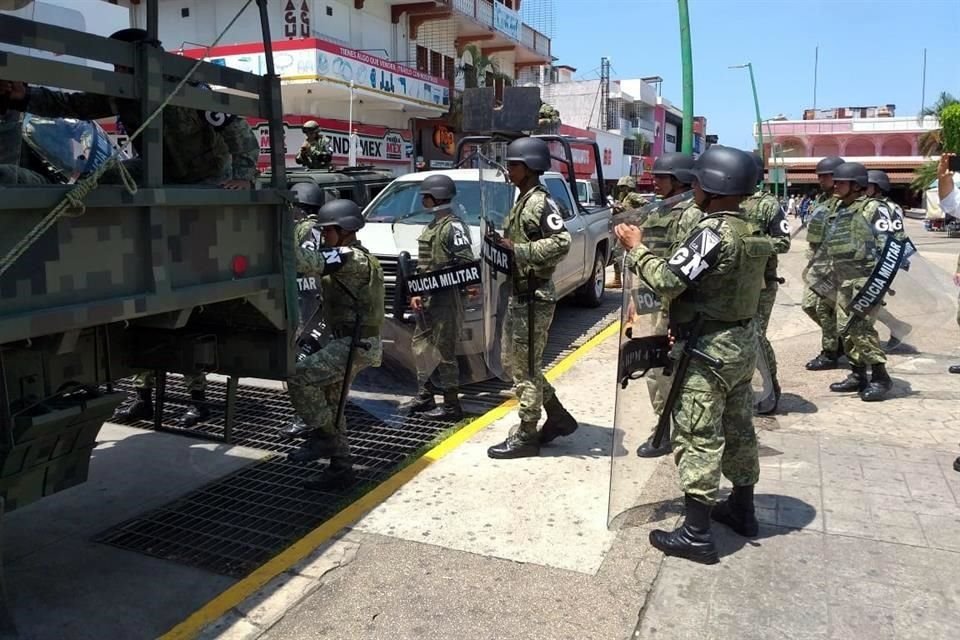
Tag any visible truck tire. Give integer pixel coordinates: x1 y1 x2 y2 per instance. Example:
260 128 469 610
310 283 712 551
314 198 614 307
575 250 606 308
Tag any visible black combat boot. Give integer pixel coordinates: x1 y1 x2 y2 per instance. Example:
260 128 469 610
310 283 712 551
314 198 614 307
288 432 340 463
948 365 960 375
539 396 578 444
953 457 960 472
711 485 759 537
423 390 464 421
636 433 671 458
649 494 719 565
488 424 540 459
180 390 210 427
805 351 839 371
113 387 153 421
303 457 356 491
829 365 868 393
860 363 892 402
281 417 314 439
399 391 436 415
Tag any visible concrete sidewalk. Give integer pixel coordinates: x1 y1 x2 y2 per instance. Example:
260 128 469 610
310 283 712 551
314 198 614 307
201 224 960 640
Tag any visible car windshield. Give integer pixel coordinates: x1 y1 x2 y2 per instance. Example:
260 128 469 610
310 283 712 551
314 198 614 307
365 178 515 227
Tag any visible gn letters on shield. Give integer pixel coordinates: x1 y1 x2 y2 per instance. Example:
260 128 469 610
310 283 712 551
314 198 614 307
668 226 722 283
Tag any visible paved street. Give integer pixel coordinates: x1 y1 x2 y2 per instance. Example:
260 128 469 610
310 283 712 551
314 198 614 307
196 220 960 640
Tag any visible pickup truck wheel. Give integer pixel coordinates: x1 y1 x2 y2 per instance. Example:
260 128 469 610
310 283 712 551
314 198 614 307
575 251 606 308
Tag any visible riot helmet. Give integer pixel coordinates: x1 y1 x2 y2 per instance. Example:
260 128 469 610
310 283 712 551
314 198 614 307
505 137 552 173
291 182 324 209
314 198 365 232
832 162 869 188
419 174 457 201
652 152 696 184
751 151 766 184
690 146 757 196
302 120 320 134
867 169 891 193
815 156 845 176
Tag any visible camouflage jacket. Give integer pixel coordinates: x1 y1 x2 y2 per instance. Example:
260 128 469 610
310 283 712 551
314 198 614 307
294 220 384 337
805 191 840 257
627 211 770 325
296 136 334 169
820 196 878 282
639 200 680 259
674 200 704 247
618 191 649 210
417 212 474 273
862 196 907 247
20 85 259 184
504 185 572 300
740 190 792 283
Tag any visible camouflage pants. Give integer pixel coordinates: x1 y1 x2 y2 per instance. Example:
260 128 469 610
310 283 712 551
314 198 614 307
134 371 207 392
502 297 556 438
755 284 779 382
837 279 885 367
801 286 839 353
411 296 463 392
287 336 383 459
671 324 760 505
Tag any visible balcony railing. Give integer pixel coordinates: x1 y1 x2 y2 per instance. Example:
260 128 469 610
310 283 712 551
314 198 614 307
452 0 551 57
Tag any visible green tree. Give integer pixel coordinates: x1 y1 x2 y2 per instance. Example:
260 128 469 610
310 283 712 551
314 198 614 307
446 44 513 132
912 92 959 191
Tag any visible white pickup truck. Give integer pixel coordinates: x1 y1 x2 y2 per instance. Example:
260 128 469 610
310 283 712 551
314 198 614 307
358 168 614 377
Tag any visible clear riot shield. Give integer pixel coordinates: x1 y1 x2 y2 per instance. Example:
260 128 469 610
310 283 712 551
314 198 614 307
477 143 514 381
609 263 672 527
803 208 957 372
0 113 118 185
388 188 493 390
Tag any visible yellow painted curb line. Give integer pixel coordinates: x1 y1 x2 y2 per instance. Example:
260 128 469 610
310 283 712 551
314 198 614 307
160 319 621 640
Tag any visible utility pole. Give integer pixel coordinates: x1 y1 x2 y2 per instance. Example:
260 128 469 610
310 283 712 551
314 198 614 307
677 0 694 153
813 45 818 110
600 56 611 130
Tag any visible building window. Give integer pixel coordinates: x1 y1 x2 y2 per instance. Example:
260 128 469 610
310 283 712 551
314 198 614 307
443 55 455 85
416 45 429 74
430 50 442 78
181 7 190 18
326 6 333 16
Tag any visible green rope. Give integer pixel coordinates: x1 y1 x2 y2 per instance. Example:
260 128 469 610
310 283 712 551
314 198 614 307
0 0 255 279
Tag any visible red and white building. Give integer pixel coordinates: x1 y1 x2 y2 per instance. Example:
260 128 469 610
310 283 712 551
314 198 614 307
112 0 553 176
756 104 939 202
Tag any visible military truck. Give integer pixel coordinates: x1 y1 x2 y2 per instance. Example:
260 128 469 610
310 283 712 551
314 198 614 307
0 4 295 514
258 165 394 210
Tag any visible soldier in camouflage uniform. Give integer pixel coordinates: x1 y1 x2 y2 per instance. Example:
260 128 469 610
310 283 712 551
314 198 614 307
608 175 649 288
616 146 771 564
0 29 259 189
295 121 334 170
286 195 384 489
399 175 475 420
635 152 696 458
819 162 891 402
487 137 578 459
803 156 845 371
865 169 913 349
742 152 792 413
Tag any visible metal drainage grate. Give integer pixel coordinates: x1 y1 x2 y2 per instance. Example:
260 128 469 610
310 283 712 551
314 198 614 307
97 395 454 577
97 298 620 577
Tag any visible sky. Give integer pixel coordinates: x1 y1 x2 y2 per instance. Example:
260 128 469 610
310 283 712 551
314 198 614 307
547 0 960 149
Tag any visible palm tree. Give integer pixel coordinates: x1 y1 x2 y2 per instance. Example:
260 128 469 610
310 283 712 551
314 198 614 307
912 92 960 191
